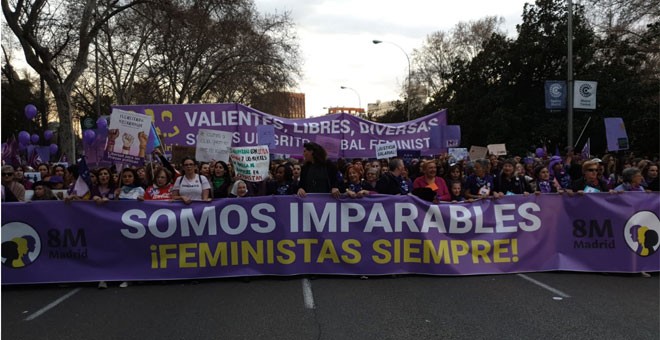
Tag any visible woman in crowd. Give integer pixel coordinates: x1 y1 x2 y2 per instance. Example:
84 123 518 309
292 163 302 184
642 163 658 191
548 156 572 190
362 167 380 192
493 159 533 197
570 159 609 193
37 163 51 182
339 164 370 198
413 160 450 202
614 167 646 192
445 163 465 188
115 168 145 200
171 157 211 204
210 161 232 198
52 164 66 180
601 154 621 189
297 142 340 198
14 165 32 190
199 162 211 180
91 167 118 202
30 181 58 201
464 158 494 199
230 179 250 198
135 166 148 188
267 163 298 196
447 180 468 202
142 168 174 200
534 166 560 194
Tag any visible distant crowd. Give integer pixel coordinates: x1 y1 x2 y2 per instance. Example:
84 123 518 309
2 143 658 204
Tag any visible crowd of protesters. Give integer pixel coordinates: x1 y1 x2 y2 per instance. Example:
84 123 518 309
2 143 658 204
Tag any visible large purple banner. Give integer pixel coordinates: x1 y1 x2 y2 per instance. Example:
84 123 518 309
113 103 447 158
2 193 659 284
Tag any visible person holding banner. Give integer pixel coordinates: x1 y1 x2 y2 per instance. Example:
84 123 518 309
534 166 560 194
115 168 145 200
376 158 409 195
613 168 646 192
339 164 370 198
267 163 298 196
171 157 211 204
142 168 174 201
230 180 250 198
493 159 533 197
570 160 610 193
297 142 340 198
412 160 450 202
91 168 118 202
464 159 494 199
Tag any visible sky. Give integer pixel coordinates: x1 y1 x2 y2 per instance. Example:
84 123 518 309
253 0 532 117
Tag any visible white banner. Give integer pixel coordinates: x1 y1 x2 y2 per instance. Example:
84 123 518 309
106 109 152 164
230 145 270 182
574 80 597 110
375 141 398 160
195 129 233 163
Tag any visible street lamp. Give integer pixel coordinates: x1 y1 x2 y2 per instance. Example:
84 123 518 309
340 86 362 109
372 39 411 121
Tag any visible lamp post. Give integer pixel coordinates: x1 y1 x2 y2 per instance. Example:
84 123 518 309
372 39 411 121
340 86 362 109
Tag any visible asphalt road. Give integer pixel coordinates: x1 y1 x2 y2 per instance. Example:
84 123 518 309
2 272 658 340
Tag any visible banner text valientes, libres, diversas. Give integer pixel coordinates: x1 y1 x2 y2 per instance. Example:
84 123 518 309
113 103 447 158
2 193 659 284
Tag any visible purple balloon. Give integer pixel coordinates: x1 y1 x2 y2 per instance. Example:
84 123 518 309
31 134 40 144
44 130 54 142
24 104 38 120
83 129 96 144
49 143 58 155
535 147 545 157
96 117 108 130
18 131 30 145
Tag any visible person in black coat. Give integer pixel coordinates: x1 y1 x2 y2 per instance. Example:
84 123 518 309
296 142 340 198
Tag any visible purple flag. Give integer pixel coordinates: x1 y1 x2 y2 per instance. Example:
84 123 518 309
581 138 590 159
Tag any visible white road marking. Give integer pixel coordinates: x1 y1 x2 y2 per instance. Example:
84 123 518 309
517 274 571 298
24 288 82 321
302 278 316 309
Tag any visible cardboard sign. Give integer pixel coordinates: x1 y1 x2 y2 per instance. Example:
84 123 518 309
487 144 507 156
375 141 398 160
230 145 270 182
469 146 488 160
195 129 233 163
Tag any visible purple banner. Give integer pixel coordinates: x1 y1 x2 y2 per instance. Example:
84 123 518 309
113 103 447 158
604 117 629 151
2 193 659 284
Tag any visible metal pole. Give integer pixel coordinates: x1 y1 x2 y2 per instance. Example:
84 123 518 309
340 86 362 109
373 40 411 121
574 116 591 148
567 0 574 147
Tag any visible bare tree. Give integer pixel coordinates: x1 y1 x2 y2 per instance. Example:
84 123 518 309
412 16 504 94
2 0 144 160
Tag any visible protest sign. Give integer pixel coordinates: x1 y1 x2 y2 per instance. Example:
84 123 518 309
448 148 469 163
469 146 488 160
230 145 270 182
487 144 507 156
376 141 397 160
195 129 233 163
105 109 152 165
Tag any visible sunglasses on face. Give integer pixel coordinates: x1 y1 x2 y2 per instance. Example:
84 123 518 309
2 173 14 177
585 168 598 172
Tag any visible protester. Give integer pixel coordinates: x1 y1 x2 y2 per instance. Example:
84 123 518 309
570 159 609 193
30 181 58 201
115 168 145 200
230 180 250 198
445 163 465 188
210 161 232 198
91 167 118 202
447 180 468 202
642 163 658 191
14 166 32 190
171 157 211 204
292 163 302 184
142 168 174 200
2 165 25 202
376 158 409 195
613 167 646 192
37 163 51 183
534 166 560 194
362 167 380 192
267 163 298 196
412 160 450 202
339 164 370 198
493 159 533 197
296 142 340 198
548 156 572 190
464 158 494 199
